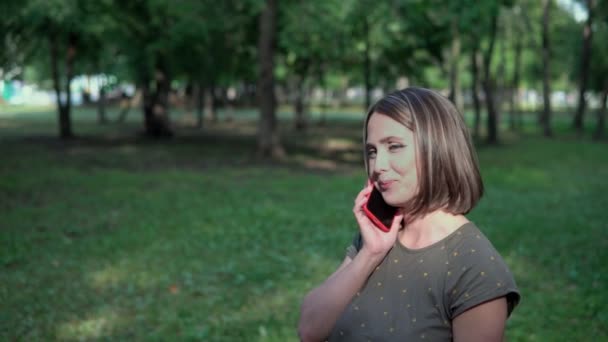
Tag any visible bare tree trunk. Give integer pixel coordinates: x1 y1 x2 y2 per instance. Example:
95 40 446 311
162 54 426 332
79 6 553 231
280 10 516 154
363 15 372 110
496 27 507 118
62 34 77 138
117 90 133 123
573 0 595 134
317 67 328 126
482 10 500 144
223 87 235 122
541 0 553 137
294 74 307 131
471 44 482 140
49 32 75 139
142 80 153 133
209 83 218 122
142 60 173 138
98 76 107 124
196 82 205 129
593 80 607 140
448 19 462 113
511 31 523 131
257 0 285 158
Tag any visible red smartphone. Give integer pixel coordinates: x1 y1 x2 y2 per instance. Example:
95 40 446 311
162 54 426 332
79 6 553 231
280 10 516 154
363 186 398 232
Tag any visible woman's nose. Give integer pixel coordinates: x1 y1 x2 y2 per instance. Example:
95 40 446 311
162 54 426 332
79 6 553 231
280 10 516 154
373 150 389 173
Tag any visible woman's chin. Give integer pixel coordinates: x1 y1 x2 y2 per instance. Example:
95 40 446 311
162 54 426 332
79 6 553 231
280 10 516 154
382 192 411 208
382 195 402 207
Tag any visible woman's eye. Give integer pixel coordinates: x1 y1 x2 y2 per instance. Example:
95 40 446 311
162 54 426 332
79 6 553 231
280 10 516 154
389 144 404 151
367 149 377 158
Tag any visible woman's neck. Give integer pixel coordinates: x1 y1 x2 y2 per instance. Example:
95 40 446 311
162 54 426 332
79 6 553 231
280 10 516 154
398 210 469 249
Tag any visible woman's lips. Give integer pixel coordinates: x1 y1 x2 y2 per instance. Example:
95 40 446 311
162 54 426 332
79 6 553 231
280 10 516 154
378 180 395 191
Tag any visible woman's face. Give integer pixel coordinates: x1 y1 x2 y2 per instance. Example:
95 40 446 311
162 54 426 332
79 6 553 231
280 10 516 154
366 112 418 207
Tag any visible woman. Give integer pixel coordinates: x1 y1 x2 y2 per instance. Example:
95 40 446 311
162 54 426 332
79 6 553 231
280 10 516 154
298 87 520 341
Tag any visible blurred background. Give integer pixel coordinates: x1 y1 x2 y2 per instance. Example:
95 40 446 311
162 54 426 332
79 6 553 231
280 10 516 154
1 0 607 341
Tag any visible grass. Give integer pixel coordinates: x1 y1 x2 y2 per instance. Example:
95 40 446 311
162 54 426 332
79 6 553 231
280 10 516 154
1 105 607 341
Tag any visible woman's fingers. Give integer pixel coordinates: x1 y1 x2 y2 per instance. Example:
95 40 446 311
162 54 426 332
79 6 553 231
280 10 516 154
354 185 373 209
358 183 374 199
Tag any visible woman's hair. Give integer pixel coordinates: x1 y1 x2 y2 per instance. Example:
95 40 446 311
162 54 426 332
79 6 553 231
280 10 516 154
364 87 483 219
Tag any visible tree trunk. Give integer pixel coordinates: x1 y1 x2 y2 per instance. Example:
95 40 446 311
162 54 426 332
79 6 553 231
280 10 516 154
49 32 74 139
482 10 500 144
63 34 76 137
196 82 205 129
257 0 284 158
448 19 462 113
209 83 218 122
117 90 133 123
294 74 307 131
142 60 173 138
593 80 607 140
97 76 107 124
318 67 328 126
471 44 481 140
363 15 372 110
142 80 153 133
511 31 523 131
572 0 595 134
541 0 553 137
224 87 234 122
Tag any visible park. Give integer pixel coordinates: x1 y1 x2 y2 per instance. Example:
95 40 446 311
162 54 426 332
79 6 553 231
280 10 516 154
1 0 607 341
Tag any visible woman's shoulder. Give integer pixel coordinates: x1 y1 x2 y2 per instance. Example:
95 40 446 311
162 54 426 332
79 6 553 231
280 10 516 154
441 222 516 285
442 222 520 318
442 222 499 254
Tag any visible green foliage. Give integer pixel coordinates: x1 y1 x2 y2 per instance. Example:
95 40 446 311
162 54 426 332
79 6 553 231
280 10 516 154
3 0 595 99
278 0 346 82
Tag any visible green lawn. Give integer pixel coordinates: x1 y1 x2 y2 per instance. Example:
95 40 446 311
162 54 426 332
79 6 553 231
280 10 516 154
1 106 607 341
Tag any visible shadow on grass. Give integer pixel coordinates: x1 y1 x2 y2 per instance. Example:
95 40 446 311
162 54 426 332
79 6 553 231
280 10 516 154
1 118 367 176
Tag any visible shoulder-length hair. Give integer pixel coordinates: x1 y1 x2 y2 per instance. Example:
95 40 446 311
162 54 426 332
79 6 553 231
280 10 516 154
364 87 483 220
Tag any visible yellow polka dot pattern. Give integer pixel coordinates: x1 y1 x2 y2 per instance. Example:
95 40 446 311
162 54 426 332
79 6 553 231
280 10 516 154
329 222 519 341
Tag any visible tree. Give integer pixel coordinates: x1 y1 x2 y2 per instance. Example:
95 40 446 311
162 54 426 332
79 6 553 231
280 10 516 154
278 0 345 131
257 0 285 158
508 1 535 131
170 1 258 128
481 3 501 144
572 0 596 134
589 5 608 140
470 41 482 139
0 2 28 87
541 0 553 137
106 0 182 138
17 0 94 139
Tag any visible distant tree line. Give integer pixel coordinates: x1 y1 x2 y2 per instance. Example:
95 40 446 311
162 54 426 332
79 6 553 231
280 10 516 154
1 0 607 154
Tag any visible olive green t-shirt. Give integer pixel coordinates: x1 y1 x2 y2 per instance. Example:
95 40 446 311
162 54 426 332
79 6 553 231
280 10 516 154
328 222 520 341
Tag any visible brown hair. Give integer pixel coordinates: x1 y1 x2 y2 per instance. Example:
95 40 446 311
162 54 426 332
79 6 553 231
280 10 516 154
364 87 483 220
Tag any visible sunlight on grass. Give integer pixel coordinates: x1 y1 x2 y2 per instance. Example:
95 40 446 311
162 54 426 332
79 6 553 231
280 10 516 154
88 265 129 289
0 104 54 116
297 155 338 170
56 307 129 340
322 137 358 152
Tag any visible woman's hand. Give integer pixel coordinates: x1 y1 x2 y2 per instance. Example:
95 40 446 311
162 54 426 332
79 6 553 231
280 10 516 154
352 183 404 260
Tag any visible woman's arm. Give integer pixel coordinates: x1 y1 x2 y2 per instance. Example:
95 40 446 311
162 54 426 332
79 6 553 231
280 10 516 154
452 297 508 342
297 250 383 342
298 184 404 342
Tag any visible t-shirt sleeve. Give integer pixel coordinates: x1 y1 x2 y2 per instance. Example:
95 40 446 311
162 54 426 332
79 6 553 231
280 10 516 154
345 233 362 260
444 233 520 319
